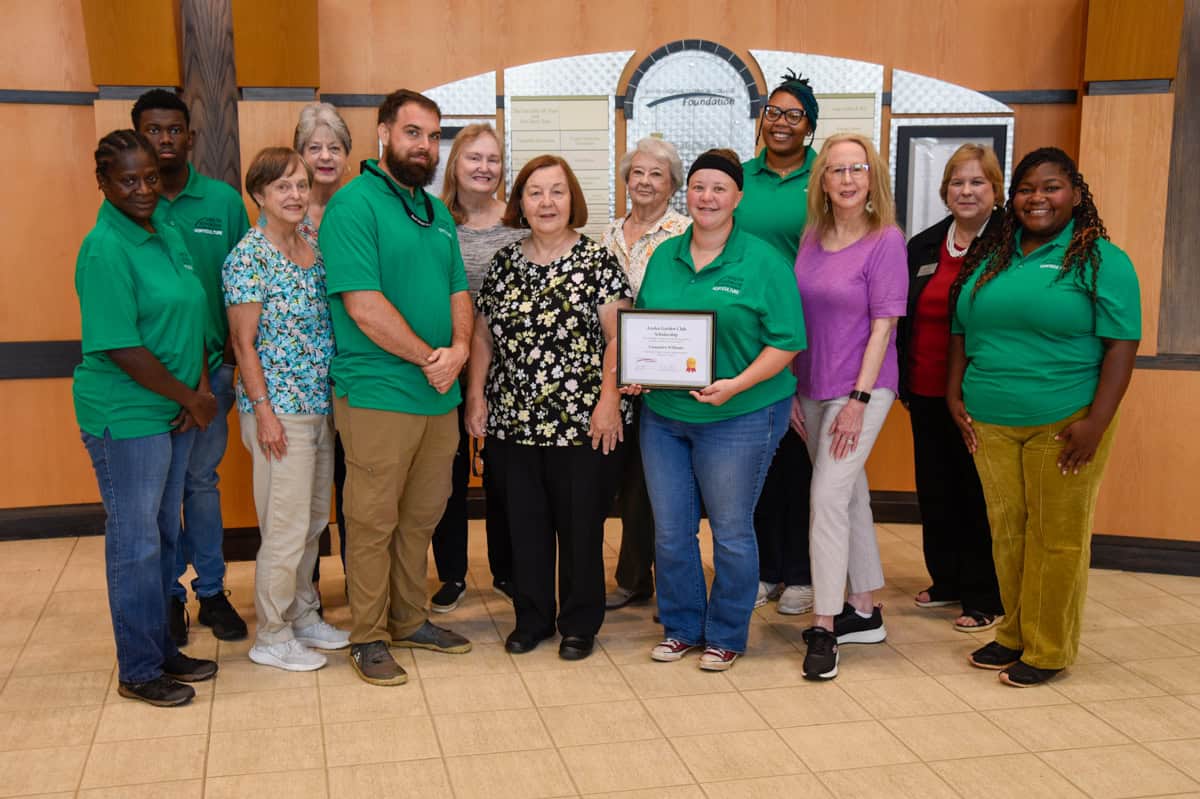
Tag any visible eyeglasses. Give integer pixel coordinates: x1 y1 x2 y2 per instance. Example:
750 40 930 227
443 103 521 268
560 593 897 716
269 179 310 195
762 105 806 126
825 163 870 179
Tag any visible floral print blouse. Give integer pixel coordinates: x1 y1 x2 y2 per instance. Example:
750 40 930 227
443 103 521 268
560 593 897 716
599 208 690 295
222 226 334 415
477 236 633 446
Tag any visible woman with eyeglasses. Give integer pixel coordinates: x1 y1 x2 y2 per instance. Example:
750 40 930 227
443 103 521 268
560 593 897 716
793 133 908 681
735 71 820 617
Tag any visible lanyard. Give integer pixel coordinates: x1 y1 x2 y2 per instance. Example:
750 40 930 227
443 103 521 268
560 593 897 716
362 161 433 227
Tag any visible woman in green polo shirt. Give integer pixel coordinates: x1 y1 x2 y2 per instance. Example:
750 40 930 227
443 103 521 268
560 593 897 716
948 147 1141 687
74 130 220 707
629 149 806 672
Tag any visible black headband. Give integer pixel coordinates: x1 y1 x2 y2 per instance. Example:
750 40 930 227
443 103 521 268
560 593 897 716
687 153 744 189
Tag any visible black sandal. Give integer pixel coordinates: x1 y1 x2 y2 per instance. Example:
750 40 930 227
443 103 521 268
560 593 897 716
914 586 958 608
954 610 998 633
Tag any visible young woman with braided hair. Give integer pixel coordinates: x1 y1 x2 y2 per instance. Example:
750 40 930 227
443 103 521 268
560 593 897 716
947 147 1141 686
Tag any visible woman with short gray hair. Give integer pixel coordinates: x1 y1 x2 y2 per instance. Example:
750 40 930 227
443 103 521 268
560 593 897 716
293 103 352 230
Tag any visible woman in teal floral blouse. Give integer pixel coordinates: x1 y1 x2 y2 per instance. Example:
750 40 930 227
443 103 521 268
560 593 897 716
224 147 351 673
466 155 633 661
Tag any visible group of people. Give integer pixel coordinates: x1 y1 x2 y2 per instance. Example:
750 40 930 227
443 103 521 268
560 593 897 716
74 73 1139 707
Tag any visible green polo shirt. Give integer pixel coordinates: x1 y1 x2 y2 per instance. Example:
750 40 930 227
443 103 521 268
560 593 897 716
734 147 816 264
320 160 469 415
157 164 250 370
636 222 807 423
74 201 207 439
952 221 1141 426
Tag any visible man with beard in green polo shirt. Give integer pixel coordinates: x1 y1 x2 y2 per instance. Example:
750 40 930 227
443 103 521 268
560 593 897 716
320 89 474 686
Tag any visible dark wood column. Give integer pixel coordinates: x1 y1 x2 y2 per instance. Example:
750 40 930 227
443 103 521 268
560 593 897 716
180 0 242 191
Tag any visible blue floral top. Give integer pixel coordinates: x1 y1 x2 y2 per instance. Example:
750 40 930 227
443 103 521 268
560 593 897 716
222 226 334 415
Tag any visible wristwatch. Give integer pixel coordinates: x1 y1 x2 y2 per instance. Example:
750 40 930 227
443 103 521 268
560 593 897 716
848 390 872 404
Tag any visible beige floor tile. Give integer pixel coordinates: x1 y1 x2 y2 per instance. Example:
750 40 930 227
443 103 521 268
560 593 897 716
814 762 958 799
433 617 502 644
508 642 612 673
324 715 440 767
671 729 807 782
1135 573 1200 596
212 659 318 694
0 538 75 573
26 612 116 645
741 683 872 728
560 738 694 793
319 678 428 724
587 786 704 799
0 669 109 710
523 665 635 707
207 724 324 777
1051 662 1167 702
81 734 206 788
0 619 35 648
1039 743 1200 798
829 644 925 682
882 711 1024 760
444 748 574 799
40 588 108 617
1083 626 1197 661
984 703 1130 751
0 705 100 751
839 675 971 718
935 672 1072 710
210 685 321 732
598 633 667 665
1084 695 1200 741
1126 656 1200 694
744 620 799 652
777 719 918 772
1117 596 1200 626
0 645 19 678
720 650 809 691
94 693 211 741
1156 624 1200 653
205 768 329 799
891 639 987 675
328 759 453 799
422 672 532 714
410 641 516 679
619 662 734 699
1147 739 1200 781
879 613 966 644
0 588 49 619
699 774 833 798
1081 598 1143 631
1088 572 1174 601
643 691 767 737
540 699 661 747
0 744 88 797
434 707 552 756
928 753 1087 798
77 779 203 799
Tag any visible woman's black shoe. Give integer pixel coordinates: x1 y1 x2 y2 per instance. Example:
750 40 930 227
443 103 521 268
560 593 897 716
117 675 195 707
505 629 554 654
559 635 595 660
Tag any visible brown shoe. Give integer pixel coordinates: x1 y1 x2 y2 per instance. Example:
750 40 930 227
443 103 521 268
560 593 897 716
349 641 408 686
392 621 472 654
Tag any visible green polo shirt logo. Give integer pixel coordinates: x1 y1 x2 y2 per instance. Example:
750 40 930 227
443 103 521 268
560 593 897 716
192 216 226 237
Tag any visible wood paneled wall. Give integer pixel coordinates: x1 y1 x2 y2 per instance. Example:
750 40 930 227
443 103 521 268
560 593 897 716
1084 0 1186 82
78 0 181 87
231 0 320 87
0 0 93 90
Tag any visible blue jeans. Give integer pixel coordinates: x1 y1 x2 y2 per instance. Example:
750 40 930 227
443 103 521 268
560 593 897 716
82 427 196 683
173 363 235 601
641 397 789 652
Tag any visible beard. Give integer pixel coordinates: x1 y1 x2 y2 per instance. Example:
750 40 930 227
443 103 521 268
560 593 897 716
384 147 437 188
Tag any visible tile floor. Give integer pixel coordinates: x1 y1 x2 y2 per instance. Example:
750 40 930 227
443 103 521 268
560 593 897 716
1 521 1200 798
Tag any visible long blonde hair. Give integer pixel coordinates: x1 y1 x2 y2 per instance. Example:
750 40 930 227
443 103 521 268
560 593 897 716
804 132 895 241
440 123 503 225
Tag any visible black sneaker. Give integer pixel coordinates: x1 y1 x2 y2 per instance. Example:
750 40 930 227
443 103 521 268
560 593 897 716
197 591 248 641
999 660 1061 687
802 626 839 680
833 603 887 644
168 597 189 647
492 580 515 603
162 652 218 682
118 675 195 707
392 620 472 654
969 641 1024 670
430 581 467 613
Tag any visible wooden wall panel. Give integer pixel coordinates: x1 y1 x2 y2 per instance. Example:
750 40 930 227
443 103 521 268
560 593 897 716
1011 104 1081 162
231 0 319 87
1078 93 1173 355
79 0 181 87
0 380 99 509
236 100 315 215
1084 0 1185 82
865 408 915 493
0 0 93 90
0 105 99 342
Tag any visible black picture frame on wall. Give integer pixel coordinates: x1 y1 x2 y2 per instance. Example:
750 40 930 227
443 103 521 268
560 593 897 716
894 123 1009 236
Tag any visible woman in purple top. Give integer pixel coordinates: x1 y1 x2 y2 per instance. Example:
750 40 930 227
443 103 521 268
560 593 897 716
792 133 909 681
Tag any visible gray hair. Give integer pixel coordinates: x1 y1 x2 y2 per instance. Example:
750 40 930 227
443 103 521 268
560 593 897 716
619 137 684 191
293 102 352 154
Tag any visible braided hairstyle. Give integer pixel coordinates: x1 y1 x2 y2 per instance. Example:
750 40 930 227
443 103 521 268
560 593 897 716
757 70 818 146
94 129 156 183
951 147 1107 306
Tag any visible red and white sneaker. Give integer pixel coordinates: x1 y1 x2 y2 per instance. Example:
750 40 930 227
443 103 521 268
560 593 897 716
650 638 697 662
698 646 739 671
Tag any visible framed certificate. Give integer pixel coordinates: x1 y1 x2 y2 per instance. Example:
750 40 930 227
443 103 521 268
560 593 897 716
617 310 716 390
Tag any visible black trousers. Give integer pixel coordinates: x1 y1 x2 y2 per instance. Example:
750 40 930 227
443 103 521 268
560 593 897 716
908 394 1002 615
754 428 813 586
488 437 624 638
614 400 656 595
431 406 513 584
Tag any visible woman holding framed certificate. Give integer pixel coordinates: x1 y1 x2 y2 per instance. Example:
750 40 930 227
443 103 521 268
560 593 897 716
628 148 807 671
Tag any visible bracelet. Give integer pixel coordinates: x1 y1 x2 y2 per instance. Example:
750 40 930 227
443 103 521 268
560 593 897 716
848 390 871 404
250 395 269 407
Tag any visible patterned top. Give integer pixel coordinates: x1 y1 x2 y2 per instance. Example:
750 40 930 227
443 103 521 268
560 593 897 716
223 226 334 415
599 208 690 295
477 236 633 446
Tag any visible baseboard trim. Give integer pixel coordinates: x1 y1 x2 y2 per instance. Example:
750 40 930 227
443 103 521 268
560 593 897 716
1091 534 1200 577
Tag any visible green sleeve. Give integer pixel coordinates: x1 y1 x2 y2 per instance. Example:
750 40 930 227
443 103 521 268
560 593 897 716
759 252 807 351
1094 242 1142 341
447 221 469 295
77 238 141 354
321 198 382 295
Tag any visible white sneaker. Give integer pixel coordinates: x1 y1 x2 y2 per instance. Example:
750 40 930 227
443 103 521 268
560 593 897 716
249 639 328 672
777 584 815 615
754 581 782 608
294 620 352 650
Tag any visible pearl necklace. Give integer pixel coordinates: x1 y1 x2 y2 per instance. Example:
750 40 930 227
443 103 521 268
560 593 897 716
946 217 990 258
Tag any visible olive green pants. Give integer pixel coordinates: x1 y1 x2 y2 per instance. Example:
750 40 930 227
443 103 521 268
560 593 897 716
971 407 1117 670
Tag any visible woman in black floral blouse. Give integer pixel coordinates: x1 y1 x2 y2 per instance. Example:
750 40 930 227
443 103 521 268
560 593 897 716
466 155 633 661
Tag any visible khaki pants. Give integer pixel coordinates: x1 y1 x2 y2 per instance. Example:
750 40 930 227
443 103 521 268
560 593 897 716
972 407 1117 669
240 413 333 645
333 396 458 643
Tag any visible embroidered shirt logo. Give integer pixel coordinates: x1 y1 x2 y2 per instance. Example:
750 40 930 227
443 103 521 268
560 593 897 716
192 217 225 237
712 275 743 295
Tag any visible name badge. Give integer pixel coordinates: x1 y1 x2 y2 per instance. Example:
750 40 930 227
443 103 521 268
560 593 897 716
917 262 937 278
